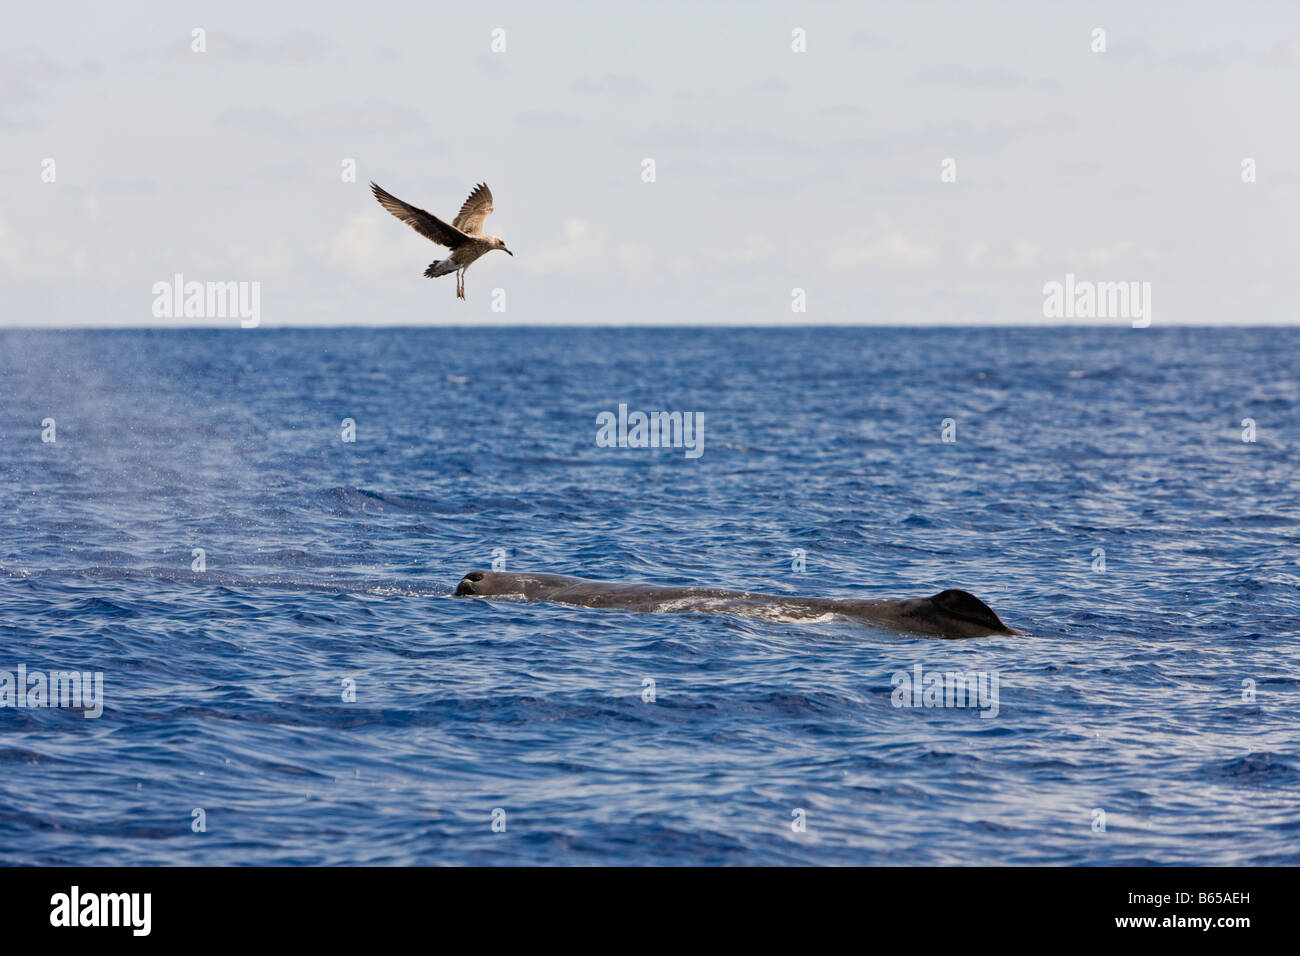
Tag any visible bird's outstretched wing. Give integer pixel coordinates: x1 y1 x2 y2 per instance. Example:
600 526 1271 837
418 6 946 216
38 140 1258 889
371 182 467 248
452 183 494 236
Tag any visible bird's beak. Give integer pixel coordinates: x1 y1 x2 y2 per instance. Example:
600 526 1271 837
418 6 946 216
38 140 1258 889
504 247 513 256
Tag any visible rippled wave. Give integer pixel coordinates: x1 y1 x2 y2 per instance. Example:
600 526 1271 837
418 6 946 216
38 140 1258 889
0 327 1297 865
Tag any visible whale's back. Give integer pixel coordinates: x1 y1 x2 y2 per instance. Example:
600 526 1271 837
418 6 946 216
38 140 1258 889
928 589 1018 635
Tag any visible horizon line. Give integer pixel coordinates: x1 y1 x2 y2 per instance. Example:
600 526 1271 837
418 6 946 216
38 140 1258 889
2 322 1296 331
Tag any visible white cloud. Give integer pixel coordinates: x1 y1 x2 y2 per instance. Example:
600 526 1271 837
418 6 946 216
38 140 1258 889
829 222 939 270
226 237 296 276
326 212 411 283
0 215 90 278
521 219 608 276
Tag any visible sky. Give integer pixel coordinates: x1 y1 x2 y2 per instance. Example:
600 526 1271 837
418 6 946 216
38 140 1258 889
1 0 1298 326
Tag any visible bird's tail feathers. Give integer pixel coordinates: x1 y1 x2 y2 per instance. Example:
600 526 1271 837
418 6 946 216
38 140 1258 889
425 260 456 279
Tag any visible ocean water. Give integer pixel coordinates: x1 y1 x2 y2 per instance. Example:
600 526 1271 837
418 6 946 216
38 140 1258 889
0 326 1297 866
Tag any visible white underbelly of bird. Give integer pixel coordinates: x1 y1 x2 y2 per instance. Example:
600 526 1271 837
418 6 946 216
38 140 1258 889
424 244 491 279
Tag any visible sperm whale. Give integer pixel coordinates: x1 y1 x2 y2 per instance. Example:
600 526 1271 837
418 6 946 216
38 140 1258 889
453 570 1019 638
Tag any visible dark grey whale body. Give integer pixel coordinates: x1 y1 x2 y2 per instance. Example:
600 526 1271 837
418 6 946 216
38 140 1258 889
454 570 1019 638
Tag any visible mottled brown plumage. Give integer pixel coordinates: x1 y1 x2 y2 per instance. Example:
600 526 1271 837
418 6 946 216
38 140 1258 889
370 181 512 299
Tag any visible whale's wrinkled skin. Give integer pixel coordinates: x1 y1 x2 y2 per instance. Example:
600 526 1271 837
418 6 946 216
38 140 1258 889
454 570 1020 639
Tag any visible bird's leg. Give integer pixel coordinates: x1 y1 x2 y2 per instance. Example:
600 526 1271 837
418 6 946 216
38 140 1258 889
457 270 466 299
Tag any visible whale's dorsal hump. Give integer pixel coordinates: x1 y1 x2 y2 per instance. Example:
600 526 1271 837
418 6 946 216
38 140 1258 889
930 589 1013 633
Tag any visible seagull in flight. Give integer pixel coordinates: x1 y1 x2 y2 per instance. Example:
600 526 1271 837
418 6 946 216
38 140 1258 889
370 181 512 299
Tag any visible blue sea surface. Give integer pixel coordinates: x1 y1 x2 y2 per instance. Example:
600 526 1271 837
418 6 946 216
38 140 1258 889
0 327 1297 865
